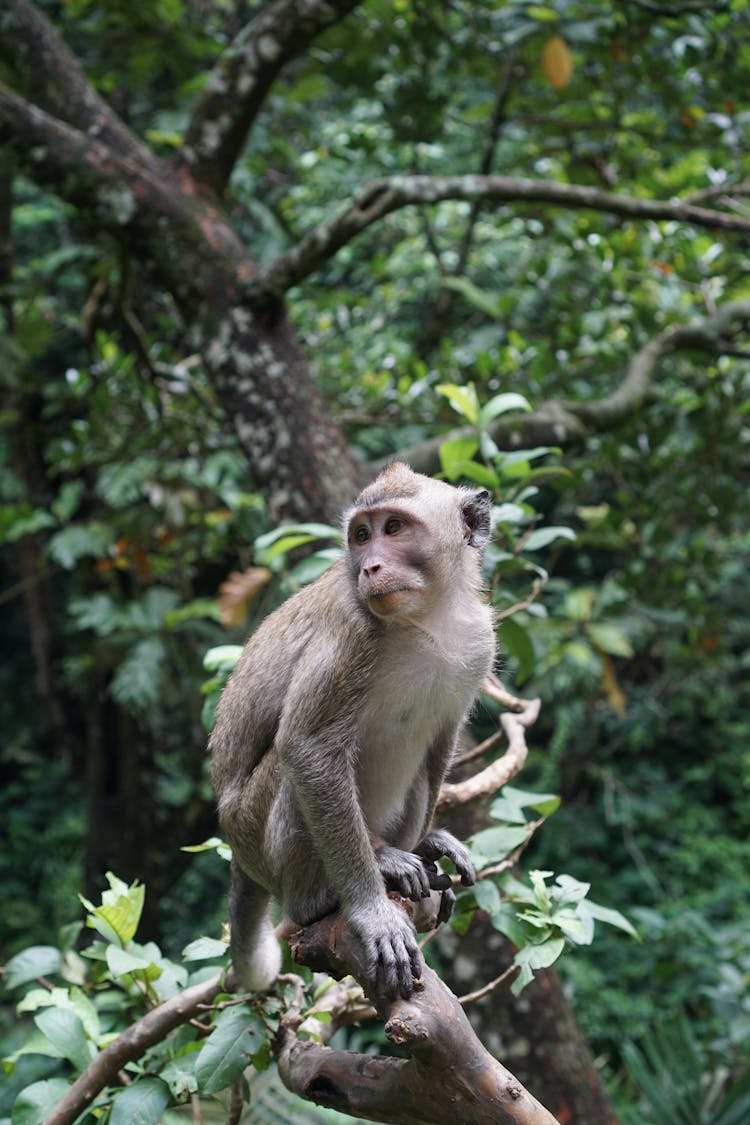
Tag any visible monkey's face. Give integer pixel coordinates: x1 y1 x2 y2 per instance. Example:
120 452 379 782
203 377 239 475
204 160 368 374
346 505 434 620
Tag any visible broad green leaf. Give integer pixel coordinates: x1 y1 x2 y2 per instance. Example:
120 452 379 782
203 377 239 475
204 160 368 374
110 637 166 710
34 1008 92 1072
489 786 560 824
514 936 566 981
472 879 502 915
195 1006 267 1094
106 945 163 983
3 946 61 990
182 937 228 961
287 547 342 585
202 646 243 673
529 870 554 912
551 874 591 906
438 435 479 479
17 985 100 1042
581 900 640 939
109 1077 170 1125
522 526 576 552
11 1077 71 1125
82 873 144 945
587 622 634 658
498 617 536 684
488 902 527 947
479 392 531 424
255 521 341 548
435 382 480 424
554 908 594 945
469 825 529 864
48 522 114 568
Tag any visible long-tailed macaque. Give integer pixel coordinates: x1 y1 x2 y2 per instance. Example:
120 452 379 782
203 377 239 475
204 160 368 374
209 463 495 1000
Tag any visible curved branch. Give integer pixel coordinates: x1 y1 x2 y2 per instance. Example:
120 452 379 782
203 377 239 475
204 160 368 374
181 0 362 195
391 299 750 475
571 297 750 428
0 0 151 165
42 974 223 1125
250 173 750 298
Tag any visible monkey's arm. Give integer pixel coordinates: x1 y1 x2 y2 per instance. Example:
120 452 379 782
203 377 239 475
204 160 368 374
278 730 423 1000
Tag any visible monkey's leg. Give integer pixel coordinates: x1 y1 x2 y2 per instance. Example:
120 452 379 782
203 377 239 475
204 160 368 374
229 861 281 992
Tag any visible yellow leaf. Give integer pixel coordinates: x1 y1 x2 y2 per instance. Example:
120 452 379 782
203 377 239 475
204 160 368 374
542 36 573 91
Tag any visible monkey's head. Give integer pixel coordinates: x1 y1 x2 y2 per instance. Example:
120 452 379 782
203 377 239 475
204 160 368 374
343 462 492 621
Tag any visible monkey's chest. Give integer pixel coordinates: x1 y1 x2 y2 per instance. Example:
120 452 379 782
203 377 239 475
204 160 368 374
356 644 482 836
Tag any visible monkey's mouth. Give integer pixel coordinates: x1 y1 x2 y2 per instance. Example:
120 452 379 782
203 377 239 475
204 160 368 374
366 587 416 616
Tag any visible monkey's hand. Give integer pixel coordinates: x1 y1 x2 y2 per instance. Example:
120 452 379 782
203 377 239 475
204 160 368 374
374 844 441 900
348 899 422 1002
415 828 476 887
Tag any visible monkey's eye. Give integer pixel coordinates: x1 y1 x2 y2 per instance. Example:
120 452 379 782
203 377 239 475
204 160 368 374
384 517 402 535
353 525 370 544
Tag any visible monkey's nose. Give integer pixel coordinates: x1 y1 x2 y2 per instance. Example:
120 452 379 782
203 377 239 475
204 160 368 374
363 561 381 577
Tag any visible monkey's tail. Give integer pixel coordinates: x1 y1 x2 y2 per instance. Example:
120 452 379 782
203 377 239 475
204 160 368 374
229 862 281 992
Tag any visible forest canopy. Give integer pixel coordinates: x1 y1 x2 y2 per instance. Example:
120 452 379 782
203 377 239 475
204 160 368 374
1 1 749 1123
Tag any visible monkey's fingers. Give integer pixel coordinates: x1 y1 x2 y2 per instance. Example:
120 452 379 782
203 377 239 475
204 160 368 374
375 932 419 1001
437 887 456 925
422 859 452 891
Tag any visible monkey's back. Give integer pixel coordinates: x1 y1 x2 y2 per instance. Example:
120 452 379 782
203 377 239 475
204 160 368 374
209 560 374 801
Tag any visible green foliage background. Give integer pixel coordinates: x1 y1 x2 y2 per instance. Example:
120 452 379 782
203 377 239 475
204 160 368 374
1 0 749 1120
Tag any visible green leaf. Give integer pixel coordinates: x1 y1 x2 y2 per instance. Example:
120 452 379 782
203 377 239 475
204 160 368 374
554 908 595 945
34 1008 92 1072
472 879 502 915
202 646 243 673
195 1007 267 1095
512 936 566 996
479 392 532 425
11 1077 71 1125
82 873 144 945
48 522 114 568
587 622 634 658
469 825 529 864
438 435 480 479
489 785 560 824
110 637 166 710
182 937 228 962
488 902 527 947
522 526 576 552
109 1077 170 1125
181 836 232 861
498 617 536 684
441 278 502 322
254 522 341 563
106 945 163 983
435 382 480 424
3 946 61 990
581 900 640 939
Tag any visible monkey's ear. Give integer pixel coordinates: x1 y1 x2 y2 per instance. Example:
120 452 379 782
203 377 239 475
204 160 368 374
461 489 492 548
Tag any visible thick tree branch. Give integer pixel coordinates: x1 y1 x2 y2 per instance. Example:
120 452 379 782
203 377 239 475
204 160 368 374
180 0 362 195
0 0 151 165
283 914 557 1124
250 173 750 298
42 974 223 1125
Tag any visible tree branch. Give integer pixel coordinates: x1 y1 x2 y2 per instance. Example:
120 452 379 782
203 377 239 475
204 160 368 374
283 913 557 1124
389 299 750 475
42 974 223 1125
249 173 750 298
0 0 151 165
180 0 362 195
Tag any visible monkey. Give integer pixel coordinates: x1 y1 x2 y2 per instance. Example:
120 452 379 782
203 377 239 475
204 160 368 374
209 462 496 1001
